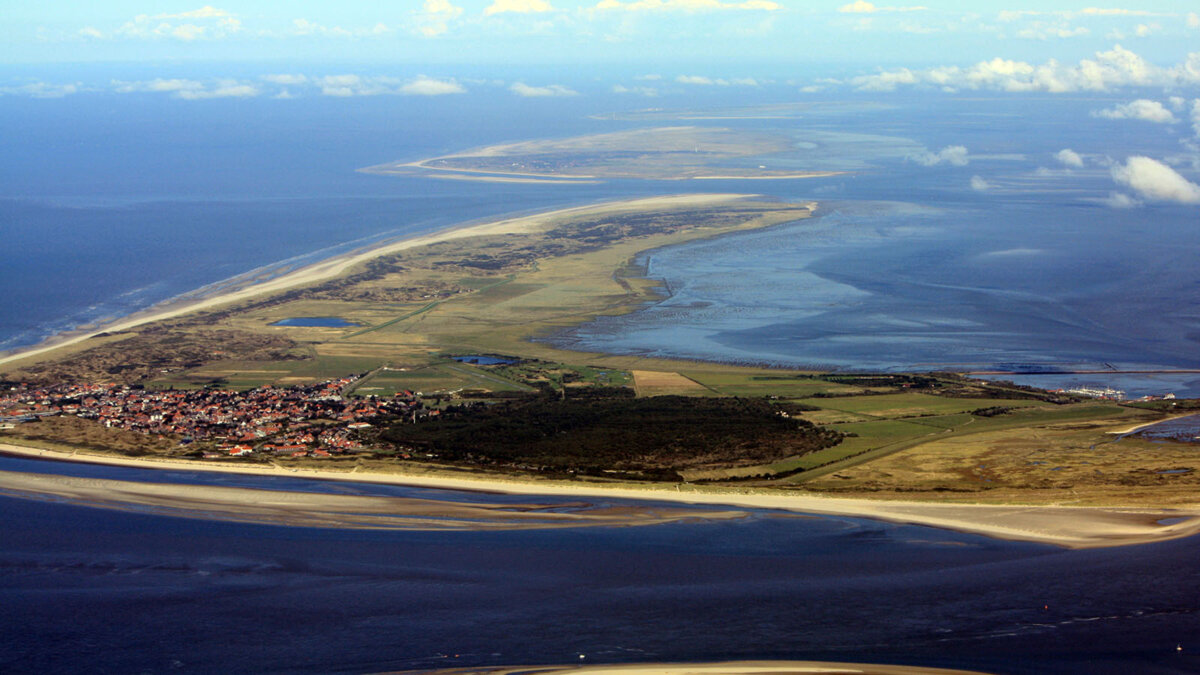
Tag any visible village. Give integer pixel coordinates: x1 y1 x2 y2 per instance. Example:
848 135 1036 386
0 375 432 459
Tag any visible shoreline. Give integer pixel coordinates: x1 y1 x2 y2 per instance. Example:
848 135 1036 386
393 661 996 675
0 193 755 370
4 442 1198 549
1106 412 1197 436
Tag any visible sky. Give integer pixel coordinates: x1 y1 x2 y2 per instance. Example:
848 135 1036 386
3 1 1199 69
2 2 1198 207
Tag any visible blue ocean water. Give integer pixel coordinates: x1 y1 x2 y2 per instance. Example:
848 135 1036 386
1 455 1198 675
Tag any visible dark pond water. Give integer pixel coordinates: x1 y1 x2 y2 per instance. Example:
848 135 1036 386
271 317 360 327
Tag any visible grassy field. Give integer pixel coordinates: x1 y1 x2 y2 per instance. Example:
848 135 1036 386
794 392 1047 418
801 405 1197 505
112 199 811 390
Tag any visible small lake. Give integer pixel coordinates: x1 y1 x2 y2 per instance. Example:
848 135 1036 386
270 317 359 327
452 355 517 365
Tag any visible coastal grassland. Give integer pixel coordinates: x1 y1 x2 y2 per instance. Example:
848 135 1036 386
0 415 178 457
133 197 821 389
1 195 814 390
797 404 1200 505
363 127 841 182
793 392 1046 418
678 398 1152 484
684 372 869 398
631 370 714 396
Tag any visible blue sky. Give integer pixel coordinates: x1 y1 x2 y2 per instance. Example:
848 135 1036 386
3 1 1199 68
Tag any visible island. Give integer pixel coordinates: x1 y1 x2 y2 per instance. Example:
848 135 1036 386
2 193 1198 550
362 127 843 182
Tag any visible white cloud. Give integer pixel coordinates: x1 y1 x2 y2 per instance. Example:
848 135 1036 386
849 46 1200 94
838 1 926 13
485 0 555 15
261 74 308 85
1101 192 1141 208
911 145 969 167
112 78 205 94
165 6 235 20
1133 23 1160 38
288 18 392 37
78 26 105 39
593 0 780 10
970 176 991 190
0 81 82 98
116 6 243 40
1078 8 1154 17
172 24 206 40
851 67 917 91
1055 148 1085 168
1000 8 1157 21
612 84 658 96
400 76 466 96
111 78 257 99
1111 156 1200 204
414 0 463 37
317 74 396 96
1016 23 1088 40
980 248 1045 257
672 75 758 86
510 82 578 97
1189 13 1200 29
1092 99 1177 124
176 82 258 100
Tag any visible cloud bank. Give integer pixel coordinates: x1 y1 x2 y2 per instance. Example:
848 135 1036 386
1055 148 1085 168
1111 156 1200 204
510 82 578 96
911 145 969 166
850 46 1200 93
1092 99 1177 123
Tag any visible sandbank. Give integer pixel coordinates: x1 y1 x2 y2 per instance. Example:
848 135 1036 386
390 661 994 675
0 468 747 531
4 443 1198 549
0 193 754 369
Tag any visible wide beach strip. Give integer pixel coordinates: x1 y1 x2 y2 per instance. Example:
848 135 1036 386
4 444 1199 549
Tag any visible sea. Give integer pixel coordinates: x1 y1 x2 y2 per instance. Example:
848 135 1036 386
2 454 1198 675
3 67 1200 673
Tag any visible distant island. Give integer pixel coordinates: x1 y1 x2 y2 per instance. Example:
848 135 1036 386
362 126 843 182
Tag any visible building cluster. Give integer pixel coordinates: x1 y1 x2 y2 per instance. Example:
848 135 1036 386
0 376 425 458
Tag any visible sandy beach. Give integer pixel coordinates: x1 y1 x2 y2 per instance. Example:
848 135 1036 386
4 443 1198 548
1106 413 1198 436
0 193 754 369
391 661 996 675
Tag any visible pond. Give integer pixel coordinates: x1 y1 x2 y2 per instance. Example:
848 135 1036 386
269 317 359 327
